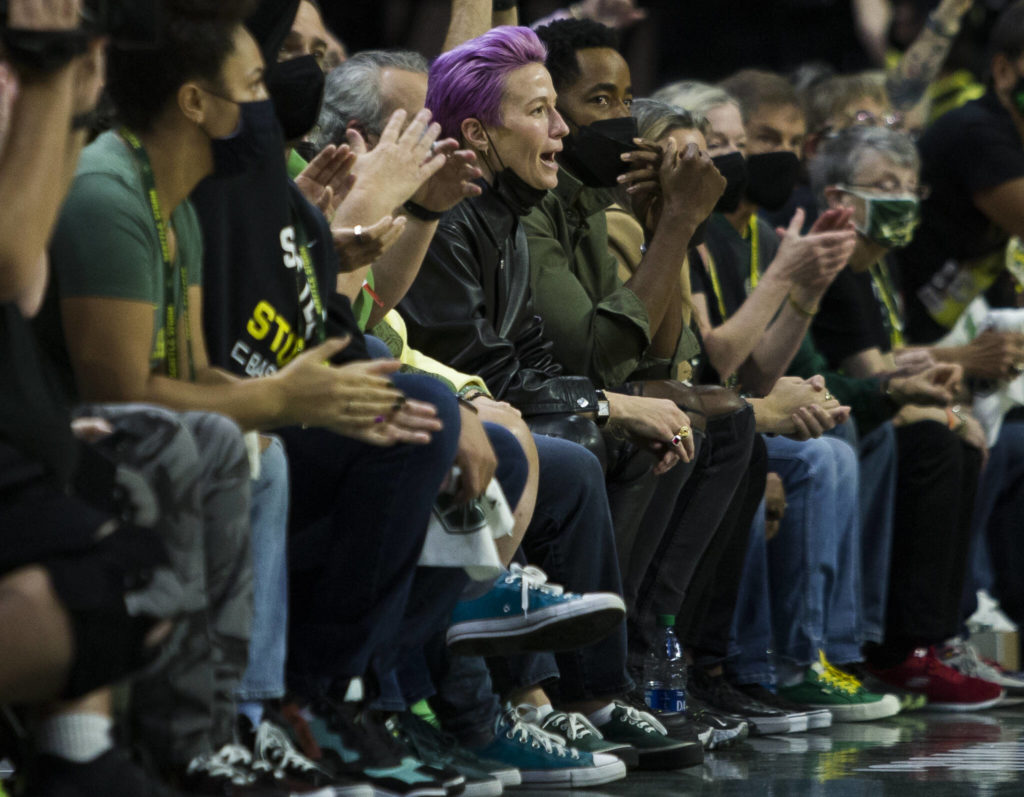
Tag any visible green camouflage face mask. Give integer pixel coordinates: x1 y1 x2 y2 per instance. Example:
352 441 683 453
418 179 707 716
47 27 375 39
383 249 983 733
840 186 921 249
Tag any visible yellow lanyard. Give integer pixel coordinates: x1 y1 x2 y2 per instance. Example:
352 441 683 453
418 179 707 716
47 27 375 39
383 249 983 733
869 260 905 350
747 215 760 290
701 246 729 322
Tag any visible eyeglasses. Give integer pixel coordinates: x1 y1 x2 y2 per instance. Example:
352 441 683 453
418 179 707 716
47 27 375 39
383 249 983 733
848 109 904 129
818 109 905 138
844 180 931 200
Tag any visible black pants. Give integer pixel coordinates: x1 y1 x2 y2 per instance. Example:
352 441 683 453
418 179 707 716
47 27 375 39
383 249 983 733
877 421 981 659
280 374 461 695
628 404 756 670
682 431 767 664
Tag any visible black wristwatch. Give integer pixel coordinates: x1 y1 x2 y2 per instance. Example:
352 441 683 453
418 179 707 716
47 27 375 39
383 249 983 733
594 389 611 427
403 200 443 222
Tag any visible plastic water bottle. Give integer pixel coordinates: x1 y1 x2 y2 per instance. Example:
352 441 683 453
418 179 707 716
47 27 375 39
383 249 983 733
643 614 687 713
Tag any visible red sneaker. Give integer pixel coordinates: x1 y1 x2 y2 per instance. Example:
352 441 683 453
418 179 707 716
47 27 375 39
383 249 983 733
867 647 1004 712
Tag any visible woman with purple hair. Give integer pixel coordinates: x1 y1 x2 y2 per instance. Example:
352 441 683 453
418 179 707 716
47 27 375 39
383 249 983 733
399 25 702 781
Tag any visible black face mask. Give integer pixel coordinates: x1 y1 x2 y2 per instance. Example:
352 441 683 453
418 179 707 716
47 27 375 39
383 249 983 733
492 169 549 216
711 152 748 214
481 125 548 216
207 98 283 178
561 115 638 188
744 150 800 211
267 54 326 142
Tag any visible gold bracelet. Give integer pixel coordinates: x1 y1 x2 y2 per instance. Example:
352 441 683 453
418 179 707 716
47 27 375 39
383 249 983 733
787 293 818 318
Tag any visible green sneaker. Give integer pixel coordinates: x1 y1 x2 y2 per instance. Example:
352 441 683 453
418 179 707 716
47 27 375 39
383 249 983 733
592 702 703 770
533 710 639 769
778 660 900 722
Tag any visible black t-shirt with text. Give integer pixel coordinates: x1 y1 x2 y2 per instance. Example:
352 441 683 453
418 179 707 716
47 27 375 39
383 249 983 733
897 91 1024 342
193 156 366 381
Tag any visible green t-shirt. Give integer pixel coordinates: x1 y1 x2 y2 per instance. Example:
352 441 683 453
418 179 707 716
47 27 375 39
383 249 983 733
49 131 203 377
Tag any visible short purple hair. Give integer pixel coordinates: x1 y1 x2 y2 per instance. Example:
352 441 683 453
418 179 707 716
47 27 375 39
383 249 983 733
426 26 548 142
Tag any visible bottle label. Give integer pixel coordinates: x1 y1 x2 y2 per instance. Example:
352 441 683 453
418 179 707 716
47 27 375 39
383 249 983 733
645 687 685 713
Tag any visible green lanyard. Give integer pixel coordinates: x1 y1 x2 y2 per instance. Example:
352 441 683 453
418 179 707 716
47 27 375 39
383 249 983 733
869 260 905 350
292 216 326 344
120 128 195 381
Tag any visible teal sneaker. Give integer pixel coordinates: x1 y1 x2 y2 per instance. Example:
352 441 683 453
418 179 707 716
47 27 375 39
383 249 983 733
469 707 627 788
446 564 625 656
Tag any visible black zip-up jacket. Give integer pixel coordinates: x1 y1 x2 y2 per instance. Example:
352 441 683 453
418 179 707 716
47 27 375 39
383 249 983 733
399 180 601 418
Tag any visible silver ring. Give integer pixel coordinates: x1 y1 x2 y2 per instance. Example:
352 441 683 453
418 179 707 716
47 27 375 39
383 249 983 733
429 141 438 156
354 224 364 242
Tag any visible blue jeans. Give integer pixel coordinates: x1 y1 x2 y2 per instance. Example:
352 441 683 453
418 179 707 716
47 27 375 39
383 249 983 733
728 435 862 683
237 436 290 702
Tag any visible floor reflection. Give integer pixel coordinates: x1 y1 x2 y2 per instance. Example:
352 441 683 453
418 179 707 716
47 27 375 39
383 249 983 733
515 706 1024 797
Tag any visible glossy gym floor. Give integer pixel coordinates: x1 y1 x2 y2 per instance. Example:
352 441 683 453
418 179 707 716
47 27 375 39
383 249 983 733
518 706 1024 796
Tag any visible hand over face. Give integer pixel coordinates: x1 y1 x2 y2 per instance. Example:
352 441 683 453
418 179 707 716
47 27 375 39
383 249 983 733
658 139 726 224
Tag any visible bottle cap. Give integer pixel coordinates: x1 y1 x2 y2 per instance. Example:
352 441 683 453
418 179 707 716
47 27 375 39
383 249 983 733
657 614 676 627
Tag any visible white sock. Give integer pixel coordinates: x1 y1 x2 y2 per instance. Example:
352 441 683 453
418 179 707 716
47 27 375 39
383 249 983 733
777 661 807 688
534 702 554 721
344 677 364 702
587 702 616 728
37 713 113 764
238 701 264 728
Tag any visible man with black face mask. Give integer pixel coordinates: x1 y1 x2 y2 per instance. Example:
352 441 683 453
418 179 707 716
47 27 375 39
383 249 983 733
527 20 843 740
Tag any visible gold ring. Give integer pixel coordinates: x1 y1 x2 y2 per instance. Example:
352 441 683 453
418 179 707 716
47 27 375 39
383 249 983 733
824 391 834 401
677 426 690 439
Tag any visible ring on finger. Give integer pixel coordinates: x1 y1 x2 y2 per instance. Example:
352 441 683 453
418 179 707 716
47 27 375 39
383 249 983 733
354 224 364 243
824 391 834 401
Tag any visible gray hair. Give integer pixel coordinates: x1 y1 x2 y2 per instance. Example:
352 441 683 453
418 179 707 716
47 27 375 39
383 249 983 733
631 98 709 142
311 49 429 151
808 126 920 206
652 80 738 117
